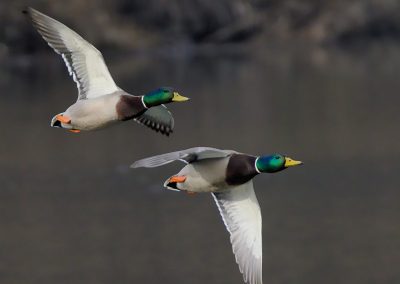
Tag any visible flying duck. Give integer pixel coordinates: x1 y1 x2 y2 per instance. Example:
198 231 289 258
131 147 303 284
24 8 189 135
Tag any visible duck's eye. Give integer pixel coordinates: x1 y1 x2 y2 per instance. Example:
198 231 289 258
275 156 280 159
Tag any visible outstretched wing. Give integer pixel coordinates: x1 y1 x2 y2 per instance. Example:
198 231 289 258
134 105 174 136
131 147 236 168
25 7 119 100
212 181 262 284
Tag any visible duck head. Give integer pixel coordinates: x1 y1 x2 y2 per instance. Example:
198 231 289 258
142 87 189 107
255 154 303 173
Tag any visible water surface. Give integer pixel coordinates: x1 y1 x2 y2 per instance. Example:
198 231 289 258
0 44 399 284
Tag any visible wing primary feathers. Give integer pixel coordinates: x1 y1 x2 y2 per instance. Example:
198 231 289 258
212 181 263 284
25 7 119 100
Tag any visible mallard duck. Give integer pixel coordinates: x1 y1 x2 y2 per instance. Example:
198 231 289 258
24 8 188 135
131 147 303 284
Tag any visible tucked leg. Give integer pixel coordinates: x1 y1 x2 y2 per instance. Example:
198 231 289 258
56 114 71 124
169 176 187 183
167 176 196 195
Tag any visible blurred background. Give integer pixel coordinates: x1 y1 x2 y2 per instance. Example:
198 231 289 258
0 0 399 283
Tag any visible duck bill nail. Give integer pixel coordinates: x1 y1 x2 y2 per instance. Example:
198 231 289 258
172 92 189 102
284 157 303 167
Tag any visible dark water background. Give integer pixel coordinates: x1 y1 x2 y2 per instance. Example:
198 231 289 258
0 41 400 284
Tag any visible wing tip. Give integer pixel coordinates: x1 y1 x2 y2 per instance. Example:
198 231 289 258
23 7 40 17
130 160 143 168
130 159 152 169
22 7 33 17
23 7 50 29
129 161 153 169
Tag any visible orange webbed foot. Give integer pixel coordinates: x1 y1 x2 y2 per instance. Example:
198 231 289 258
69 129 81 133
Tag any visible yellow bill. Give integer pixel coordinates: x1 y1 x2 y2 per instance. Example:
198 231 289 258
284 157 303 167
172 92 189 102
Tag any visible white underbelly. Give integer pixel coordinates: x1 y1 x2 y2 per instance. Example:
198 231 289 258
64 95 120 131
69 111 119 130
174 158 230 193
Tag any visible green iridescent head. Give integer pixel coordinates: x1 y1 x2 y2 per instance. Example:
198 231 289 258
142 87 189 108
255 154 303 173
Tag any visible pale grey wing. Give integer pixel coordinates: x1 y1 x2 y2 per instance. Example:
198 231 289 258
26 7 119 100
212 181 262 284
134 105 174 136
131 147 235 168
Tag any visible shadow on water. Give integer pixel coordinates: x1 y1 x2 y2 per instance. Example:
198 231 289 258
0 43 399 284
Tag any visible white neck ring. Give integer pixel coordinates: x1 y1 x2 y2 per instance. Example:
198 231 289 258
141 96 149 109
255 157 261 174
